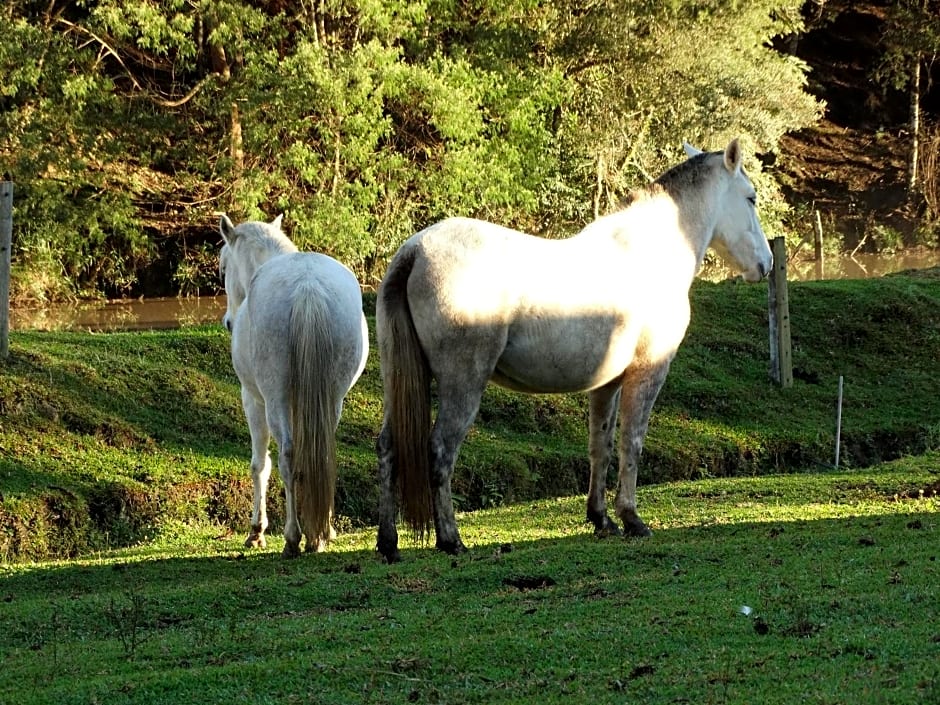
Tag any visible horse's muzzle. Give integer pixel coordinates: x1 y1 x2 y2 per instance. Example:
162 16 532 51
222 314 233 333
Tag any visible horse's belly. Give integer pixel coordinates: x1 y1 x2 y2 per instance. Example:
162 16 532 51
494 329 635 393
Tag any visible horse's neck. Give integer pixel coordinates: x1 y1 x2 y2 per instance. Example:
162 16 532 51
587 195 706 285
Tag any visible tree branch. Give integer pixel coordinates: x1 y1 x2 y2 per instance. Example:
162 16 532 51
56 17 216 108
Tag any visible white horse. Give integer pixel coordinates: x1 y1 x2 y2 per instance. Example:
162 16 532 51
375 139 772 562
219 214 368 557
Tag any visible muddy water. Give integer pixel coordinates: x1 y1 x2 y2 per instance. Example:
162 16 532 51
9 250 940 332
781 249 940 282
10 296 229 332
698 249 940 283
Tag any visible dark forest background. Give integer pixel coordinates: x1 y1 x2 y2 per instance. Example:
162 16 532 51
1 0 937 302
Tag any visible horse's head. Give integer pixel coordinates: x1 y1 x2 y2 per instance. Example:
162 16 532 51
684 139 773 283
218 213 287 332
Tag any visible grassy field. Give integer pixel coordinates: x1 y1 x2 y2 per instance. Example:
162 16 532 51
1 270 938 702
1 458 938 704
1 270 939 561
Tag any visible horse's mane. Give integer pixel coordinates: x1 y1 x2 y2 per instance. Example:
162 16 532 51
614 151 719 213
238 222 298 259
242 223 297 252
616 182 666 210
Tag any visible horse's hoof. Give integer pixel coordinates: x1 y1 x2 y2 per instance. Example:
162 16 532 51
593 517 624 539
622 518 653 538
436 539 468 556
282 542 301 559
380 548 402 564
377 534 401 563
244 533 266 549
305 537 329 553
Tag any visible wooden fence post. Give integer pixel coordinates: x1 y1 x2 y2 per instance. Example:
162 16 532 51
0 181 12 359
767 236 793 387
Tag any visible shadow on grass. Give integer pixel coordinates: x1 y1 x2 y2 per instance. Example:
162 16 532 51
2 506 936 613
3 509 937 705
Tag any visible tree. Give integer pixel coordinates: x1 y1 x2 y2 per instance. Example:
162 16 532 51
538 0 821 233
0 0 823 300
875 0 940 196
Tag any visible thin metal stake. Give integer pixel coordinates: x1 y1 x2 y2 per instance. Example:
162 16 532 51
834 375 844 469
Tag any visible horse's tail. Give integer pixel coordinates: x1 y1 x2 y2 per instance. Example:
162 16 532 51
289 288 338 548
379 246 433 538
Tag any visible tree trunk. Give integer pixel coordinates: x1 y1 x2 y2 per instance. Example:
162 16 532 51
231 102 244 177
593 153 604 219
908 55 920 193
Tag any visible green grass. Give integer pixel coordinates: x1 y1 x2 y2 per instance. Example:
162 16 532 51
1 271 939 560
1 456 938 704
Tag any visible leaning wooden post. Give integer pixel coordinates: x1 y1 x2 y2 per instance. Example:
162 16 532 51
813 209 825 279
767 236 793 387
0 181 12 359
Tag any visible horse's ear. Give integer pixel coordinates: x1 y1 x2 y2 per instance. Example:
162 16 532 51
220 214 237 244
723 138 743 174
683 142 702 158
271 214 284 229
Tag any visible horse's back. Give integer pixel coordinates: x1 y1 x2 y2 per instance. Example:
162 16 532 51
401 217 598 320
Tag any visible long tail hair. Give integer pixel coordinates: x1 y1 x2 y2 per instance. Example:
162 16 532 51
380 247 433 537
288 288 338 546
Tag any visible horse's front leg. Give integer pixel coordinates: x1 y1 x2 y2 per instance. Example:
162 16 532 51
242 389 272 549
614 361 672 537
586 381 623 538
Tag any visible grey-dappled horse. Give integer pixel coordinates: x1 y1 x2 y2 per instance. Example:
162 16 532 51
219 214 368 557
375 139 772 562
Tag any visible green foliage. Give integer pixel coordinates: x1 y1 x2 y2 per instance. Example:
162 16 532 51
872 0 940 92
0 0 823 299
540 0 821 234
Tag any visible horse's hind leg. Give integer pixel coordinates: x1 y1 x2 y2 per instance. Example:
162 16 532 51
282 448 306 558
376 421 401 562
614 362 672 537
242 389 272 549
266 411 302 558
429 383 487 555
587 381 624 538
277 436 302 558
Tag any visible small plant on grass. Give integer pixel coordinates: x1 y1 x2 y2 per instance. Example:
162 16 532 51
105 591 153 660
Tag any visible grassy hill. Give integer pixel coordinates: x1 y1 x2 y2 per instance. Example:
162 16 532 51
1 270 938 561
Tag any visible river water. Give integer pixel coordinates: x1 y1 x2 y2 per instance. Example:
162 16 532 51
10 296 229 332
9 250 940 332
